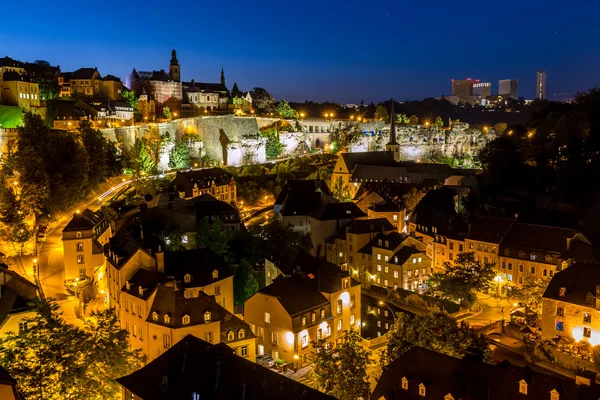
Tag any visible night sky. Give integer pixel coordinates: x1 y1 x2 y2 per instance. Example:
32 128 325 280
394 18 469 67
1 0 598 103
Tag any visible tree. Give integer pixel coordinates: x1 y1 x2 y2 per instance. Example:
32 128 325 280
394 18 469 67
234 259 259 306
100 205 118 232
28 61 59 101
79 121 122 188
375 105 389 122
248 219 313 260
265 132 283 158
506 276 551 313
0 298 144 400
131 137 157 176
163 106 172 119
168 139 191 169
429 252 495 306
493 122 508 135
121 88 139 110
400 187 425 211
250 87 276 114
276 99 299 119
435 116 444 128
408 115 419 125
311 329 371 400
396 113 409 125
332 176 351 202
385 312 490 364
196 217 233 261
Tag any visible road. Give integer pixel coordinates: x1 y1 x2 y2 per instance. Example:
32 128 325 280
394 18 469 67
462 293 513 327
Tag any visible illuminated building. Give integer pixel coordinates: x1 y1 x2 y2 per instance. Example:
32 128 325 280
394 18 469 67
472 82 491 97
169 167 236 202
499 79 518 99
0 265 39 338
245 250 361 367
0 57 40 110
451 78 476 96
537 70 547 100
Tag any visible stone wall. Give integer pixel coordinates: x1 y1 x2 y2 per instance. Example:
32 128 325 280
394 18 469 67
101 115 266 167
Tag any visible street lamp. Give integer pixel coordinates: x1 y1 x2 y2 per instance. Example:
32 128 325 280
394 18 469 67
379 300 397 322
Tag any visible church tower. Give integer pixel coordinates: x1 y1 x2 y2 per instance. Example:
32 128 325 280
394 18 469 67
169 49 180 82
386 98 400 162
220 67 225 86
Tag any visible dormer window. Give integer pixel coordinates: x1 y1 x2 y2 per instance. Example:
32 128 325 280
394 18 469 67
76 231 82 238
204 311 211 323
228 331 234 341
152 311 158 321
378 239 382 246
401 377 408 390
559 287 566 297
182 315 190 325
126 281 131 291
138 286 144 296
238 329 245 339
212 270 219 279
519 379 528 394
164 315 170 324
385 241 389 248
545 254 553 263
184 274 192 283
419 383 426 397
550 389 559 400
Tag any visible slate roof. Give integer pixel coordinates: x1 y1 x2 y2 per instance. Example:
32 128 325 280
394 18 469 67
122 268 165 300
102 74 121 82
2 71 30 82
280 191 337 217
258 274 330 316
467 216 516 243
0 56 24 68
164 248 234 287
390 245 427 265
193 194 240 223
501 222 576 254
340 151 397 172
344 217 395 234
116 335 334 400
275 179 333 206
63 209 103 231
542 262 600 307
372 346 600 400
358 231 407 255
313 202 365 221
410 187 467 238
71 68 98 79
183 81 229 93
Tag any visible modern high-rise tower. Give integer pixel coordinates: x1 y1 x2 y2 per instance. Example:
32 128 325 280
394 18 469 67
498 79 518 99
452 79 475 96
536 70 546 100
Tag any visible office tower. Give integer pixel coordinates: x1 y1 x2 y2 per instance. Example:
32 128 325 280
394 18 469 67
451 78 475 96
498 79 518 99
473 82 491 97
536 70 546 100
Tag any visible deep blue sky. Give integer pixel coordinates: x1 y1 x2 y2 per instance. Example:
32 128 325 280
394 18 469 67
1 0 598 103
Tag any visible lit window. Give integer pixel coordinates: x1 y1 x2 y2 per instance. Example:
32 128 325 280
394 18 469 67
377 254 381 260
419 383 426 397
77 255 84 264
384 266 389 273
337 299 343 314
337 319 342 331
519 380 527 394
238 329 245 339
302 316 306 326
301 334 308 348
584 327 591 338
556 307 564 316
584 312 592 324
212 270 219 279
394 271 399 278
377 265 382 272
204 312 211 323
76 242 83 252
384 256 389 262
182 315 190 325
182 235 188 244
204 331 213 343
413 258 416 264
350 314 355 325
401 377 408 390
311 312 316 322
215 286 220 296
164 315 170 324
184 274 191 283
265 312 271 323
320 309 325 319
418 257 422 262
164 334 171 348
228 331 234 341
272 331 278 344
152 311 158 321
241 346 248 357
555 321 564 331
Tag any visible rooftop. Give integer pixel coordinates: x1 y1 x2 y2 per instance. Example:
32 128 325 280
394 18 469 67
502 222 577 253
63 209 103 231
542 262 600 307
275 179 332 206
116 335 334 400
466 216 516 244
164 248 234 287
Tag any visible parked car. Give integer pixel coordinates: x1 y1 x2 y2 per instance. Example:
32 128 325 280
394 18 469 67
256 355 276 368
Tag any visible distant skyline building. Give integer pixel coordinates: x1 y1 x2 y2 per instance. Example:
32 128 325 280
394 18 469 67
498 79 518 99
536 70 546 100
472 82 491 97
451 78 476 96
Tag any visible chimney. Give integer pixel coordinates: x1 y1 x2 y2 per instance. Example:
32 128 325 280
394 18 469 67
156 246 165 274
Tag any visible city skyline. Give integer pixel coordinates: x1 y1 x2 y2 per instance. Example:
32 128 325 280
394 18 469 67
1 0 598 103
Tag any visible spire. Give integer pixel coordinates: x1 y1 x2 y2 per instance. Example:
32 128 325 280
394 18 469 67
220 67 225 86
388 98 397 145
170 49 179 66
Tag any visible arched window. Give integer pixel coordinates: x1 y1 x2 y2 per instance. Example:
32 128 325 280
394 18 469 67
164 315 170 324
76 232 82 238
212 270 219 279
182 315 190 325
184 274 192 283
204 312 211 323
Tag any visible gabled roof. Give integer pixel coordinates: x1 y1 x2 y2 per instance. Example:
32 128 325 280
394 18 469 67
2 71 30 82
275 180 332 206
344 217 395 235
339 151 397 172
411 187 467 238
358 231 406 254
280 191 337 217
183 81 229 93
122 268 165 300
192 194 240 222
257 274 330 316
164 248 234 287
391 244 427 265
542 262 600 307
170 168 233 195
373 346 600 400
0 56 24 68
501 222 577 254
313 202 365 221
63 209 104 231
116 335 334 400
71 68 99 79
0 265 38 331
467 216 516 244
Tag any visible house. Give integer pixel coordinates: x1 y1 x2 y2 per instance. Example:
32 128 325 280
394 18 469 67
121 275 251 362
541 262 600 345
0 366 24 400
170 167 236 202
331 151 397 197
0 57 41 110
116 334 334 400
192 193 241 230
182 70 229 112
245 252 361 367
228 82 253 113
361 293 404 339
274 179 332 216
62 209 111 291
372 346 600 400
59 67 102 97
0 265 39 338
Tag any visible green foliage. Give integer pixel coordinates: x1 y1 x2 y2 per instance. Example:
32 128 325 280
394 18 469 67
311 329 371 400
493 122 508 135
100 205 118 230
0 105 23 128
250 87 276 114
165 230 186 252
28 61 59 100
196 217 233 261
163 106 172 119
396 113 409 125
506 276 551 313
408 115 419 125
80 121 122 187
332 176 351 202
385 312 490 365
400 187 425 211
435 116 444 128
265 131 283 158
234 259 259 306
121 88 139 110
429 252 495 306
375 105 389 122
276 99 299 119
131 137 157 177
249 219 313 258
169 139 191 169
0 298 145 400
